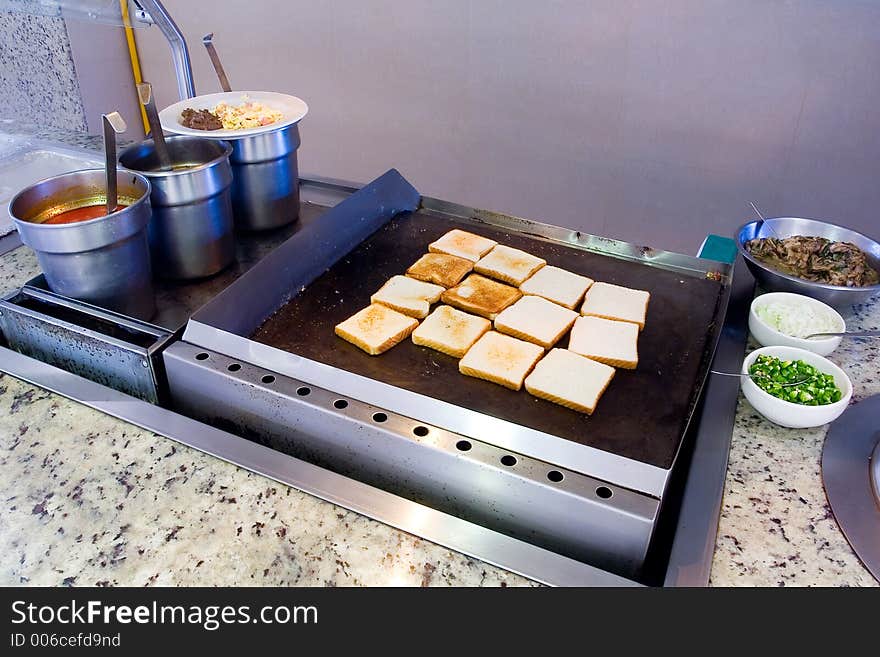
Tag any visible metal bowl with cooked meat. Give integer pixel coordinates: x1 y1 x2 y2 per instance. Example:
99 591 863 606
736 217 880 311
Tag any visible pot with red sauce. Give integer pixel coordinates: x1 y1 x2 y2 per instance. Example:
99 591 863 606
9 168 156 320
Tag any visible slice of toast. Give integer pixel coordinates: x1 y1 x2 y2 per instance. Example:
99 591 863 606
474 244 547 286
428 229 497 262
459 331 544 391
440 274 522 320
406 253 474 288
493 295 578 349
370 275 444 319
335 304 419 356
568 315 639 369
519 265 594 310
412 305 491 358
580 281 650 330
525 348 616 415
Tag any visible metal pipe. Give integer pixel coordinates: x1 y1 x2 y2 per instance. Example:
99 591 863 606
133 0 195 100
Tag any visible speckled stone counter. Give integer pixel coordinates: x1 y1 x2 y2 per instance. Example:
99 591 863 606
0 128 877 587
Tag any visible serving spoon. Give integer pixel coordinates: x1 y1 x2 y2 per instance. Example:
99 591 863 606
749 201 783 239
202 33 232 92
710 370 811 387
803 329 880 340
102 111 126 216
137 82 173 172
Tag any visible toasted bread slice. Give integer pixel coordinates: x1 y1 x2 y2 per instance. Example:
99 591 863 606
519 265 594 309
580 281 650 329
370 275 444 319
459 331 544 391
569 315 639 369
474 244 547 286
406 253 473 288
493 295 578 349
335 304 419 355
428 229 497 262
440 274 522 320
525 348 616 415
412 305 491 358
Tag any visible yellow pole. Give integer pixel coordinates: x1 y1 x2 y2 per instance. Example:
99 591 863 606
120 0 150 135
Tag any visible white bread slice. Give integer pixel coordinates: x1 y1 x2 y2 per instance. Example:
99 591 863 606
412 305 491 358
440 274 522 320
519 265 594 309
580 281 650 330
493 295 578 349
474 244 547 286
335 304 419 355
428 229 497 262
370 275 444 319
406 253 473 288
569 315 639 369
459 331 544 391
525 348 616 415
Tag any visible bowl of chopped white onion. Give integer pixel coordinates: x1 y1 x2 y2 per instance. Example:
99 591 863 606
749 292 846 356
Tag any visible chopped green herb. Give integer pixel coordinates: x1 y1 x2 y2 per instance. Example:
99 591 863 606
748 354 843 406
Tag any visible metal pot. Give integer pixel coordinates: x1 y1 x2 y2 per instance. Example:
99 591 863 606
228 124 300 231
10 168 155 320
119 136 234 279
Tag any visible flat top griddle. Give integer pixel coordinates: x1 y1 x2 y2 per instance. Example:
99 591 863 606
252 210 725 470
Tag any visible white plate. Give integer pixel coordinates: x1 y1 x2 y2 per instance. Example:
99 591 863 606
158 91 308 140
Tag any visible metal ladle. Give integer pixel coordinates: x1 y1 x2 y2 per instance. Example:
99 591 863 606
202 33 232 92
137 82 173 172
102 111 127 215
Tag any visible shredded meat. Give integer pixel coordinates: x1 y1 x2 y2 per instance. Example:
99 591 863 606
180 108 223 131
746 235 879 287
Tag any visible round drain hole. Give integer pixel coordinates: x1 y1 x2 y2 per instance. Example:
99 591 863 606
413 426 429 437
547 470 564 483
261 375 275 384
227 363 241 372
596 486 613 499
372 412 388 423
296 386 311 396
333 399 348 409
500 455 517 467
455 440 472 452
195 352 209 361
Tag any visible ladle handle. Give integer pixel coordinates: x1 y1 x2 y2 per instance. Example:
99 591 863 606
102 112 126 215
203 33 232 92
137 82 173 171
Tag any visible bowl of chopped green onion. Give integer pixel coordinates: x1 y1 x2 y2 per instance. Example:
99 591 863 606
741 346 852 428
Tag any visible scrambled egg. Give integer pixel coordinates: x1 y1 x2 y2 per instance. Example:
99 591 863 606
211 97 283 130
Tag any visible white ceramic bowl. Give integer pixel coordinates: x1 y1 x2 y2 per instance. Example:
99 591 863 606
741 346 852 428
749 292 845 356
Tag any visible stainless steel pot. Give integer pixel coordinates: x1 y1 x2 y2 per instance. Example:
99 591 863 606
737 217 880 311
119 136 234 279
228 124 300 231
10 169 155 320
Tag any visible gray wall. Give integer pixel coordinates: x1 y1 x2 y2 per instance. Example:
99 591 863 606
130 1 879 252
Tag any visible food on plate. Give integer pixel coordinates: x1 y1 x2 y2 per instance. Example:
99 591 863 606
474 244 546 286
335 303 418 355
746 235 879 287
519 265 594 309
459 331 544 391
525 348 616 415
39 203 128 224
580 281 650 330
370 275 444 319
180 97 283 131
754 298 840 339
569 315 639 369
180 107 223 131
429 229 497 262
412 305 491 358
406 253 473 288
441 274 522 320
748 354 843 405
493 295 578 349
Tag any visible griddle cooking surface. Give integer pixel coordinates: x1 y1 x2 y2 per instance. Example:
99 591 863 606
252 211 724 469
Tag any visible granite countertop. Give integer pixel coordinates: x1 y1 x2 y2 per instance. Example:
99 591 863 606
0 125 877 587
